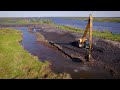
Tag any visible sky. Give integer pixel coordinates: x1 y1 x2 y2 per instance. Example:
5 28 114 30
0 11 120 17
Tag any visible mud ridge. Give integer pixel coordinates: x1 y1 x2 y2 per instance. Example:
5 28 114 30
49 41 91 63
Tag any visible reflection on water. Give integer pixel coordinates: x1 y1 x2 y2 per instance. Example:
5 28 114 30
49 17 120 34
15 27 113 79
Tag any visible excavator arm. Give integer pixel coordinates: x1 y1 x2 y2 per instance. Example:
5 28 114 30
79 14 93 61
79 14 92 48
80 19 90 45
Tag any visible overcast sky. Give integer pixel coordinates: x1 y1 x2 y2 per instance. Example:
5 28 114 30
0 11 120 17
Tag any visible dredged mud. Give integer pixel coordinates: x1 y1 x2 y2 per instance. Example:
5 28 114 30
1 24 120 79
32 24 120 79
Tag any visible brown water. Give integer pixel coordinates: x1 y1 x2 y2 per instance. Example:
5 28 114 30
16 27 113 79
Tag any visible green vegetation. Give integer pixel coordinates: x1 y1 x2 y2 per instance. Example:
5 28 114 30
1 17 119 79
1 17 120 25
0 17 120 42
0 18 53 25
52 24 120 42
0 28 71 79
64 17 120 23
0 18 30 25
41 19 53 24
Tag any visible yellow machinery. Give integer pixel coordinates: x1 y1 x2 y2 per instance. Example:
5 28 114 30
78 14 93 61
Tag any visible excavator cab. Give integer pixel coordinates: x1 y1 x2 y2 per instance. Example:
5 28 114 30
79 38 89 49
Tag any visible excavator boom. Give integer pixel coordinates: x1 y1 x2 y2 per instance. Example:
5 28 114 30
81 19 90 43
79 14 93 61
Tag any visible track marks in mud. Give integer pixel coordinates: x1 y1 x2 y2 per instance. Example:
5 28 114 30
49 41 84 63
31 24 120 78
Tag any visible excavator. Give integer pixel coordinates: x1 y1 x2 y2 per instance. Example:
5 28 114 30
78 14 93 61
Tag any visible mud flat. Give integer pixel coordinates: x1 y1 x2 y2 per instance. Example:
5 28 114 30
1 24 120 79
33 24 120 79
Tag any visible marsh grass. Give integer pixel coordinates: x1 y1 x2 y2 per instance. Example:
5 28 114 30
52 24 120 42
0 18 53 25
0 28 71 79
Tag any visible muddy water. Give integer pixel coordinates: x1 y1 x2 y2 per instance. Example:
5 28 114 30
16 27 113 79
16 27 66 61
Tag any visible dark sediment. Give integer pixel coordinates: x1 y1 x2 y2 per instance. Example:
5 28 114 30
1 24 120 79
33 24 120 79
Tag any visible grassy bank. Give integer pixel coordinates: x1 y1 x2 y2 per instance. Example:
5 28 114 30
0 18 30 25
51 24 120 42
1 17 120 24
0 18 53 25
64 17 120 23
0 28 71 79
0 17 120 42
